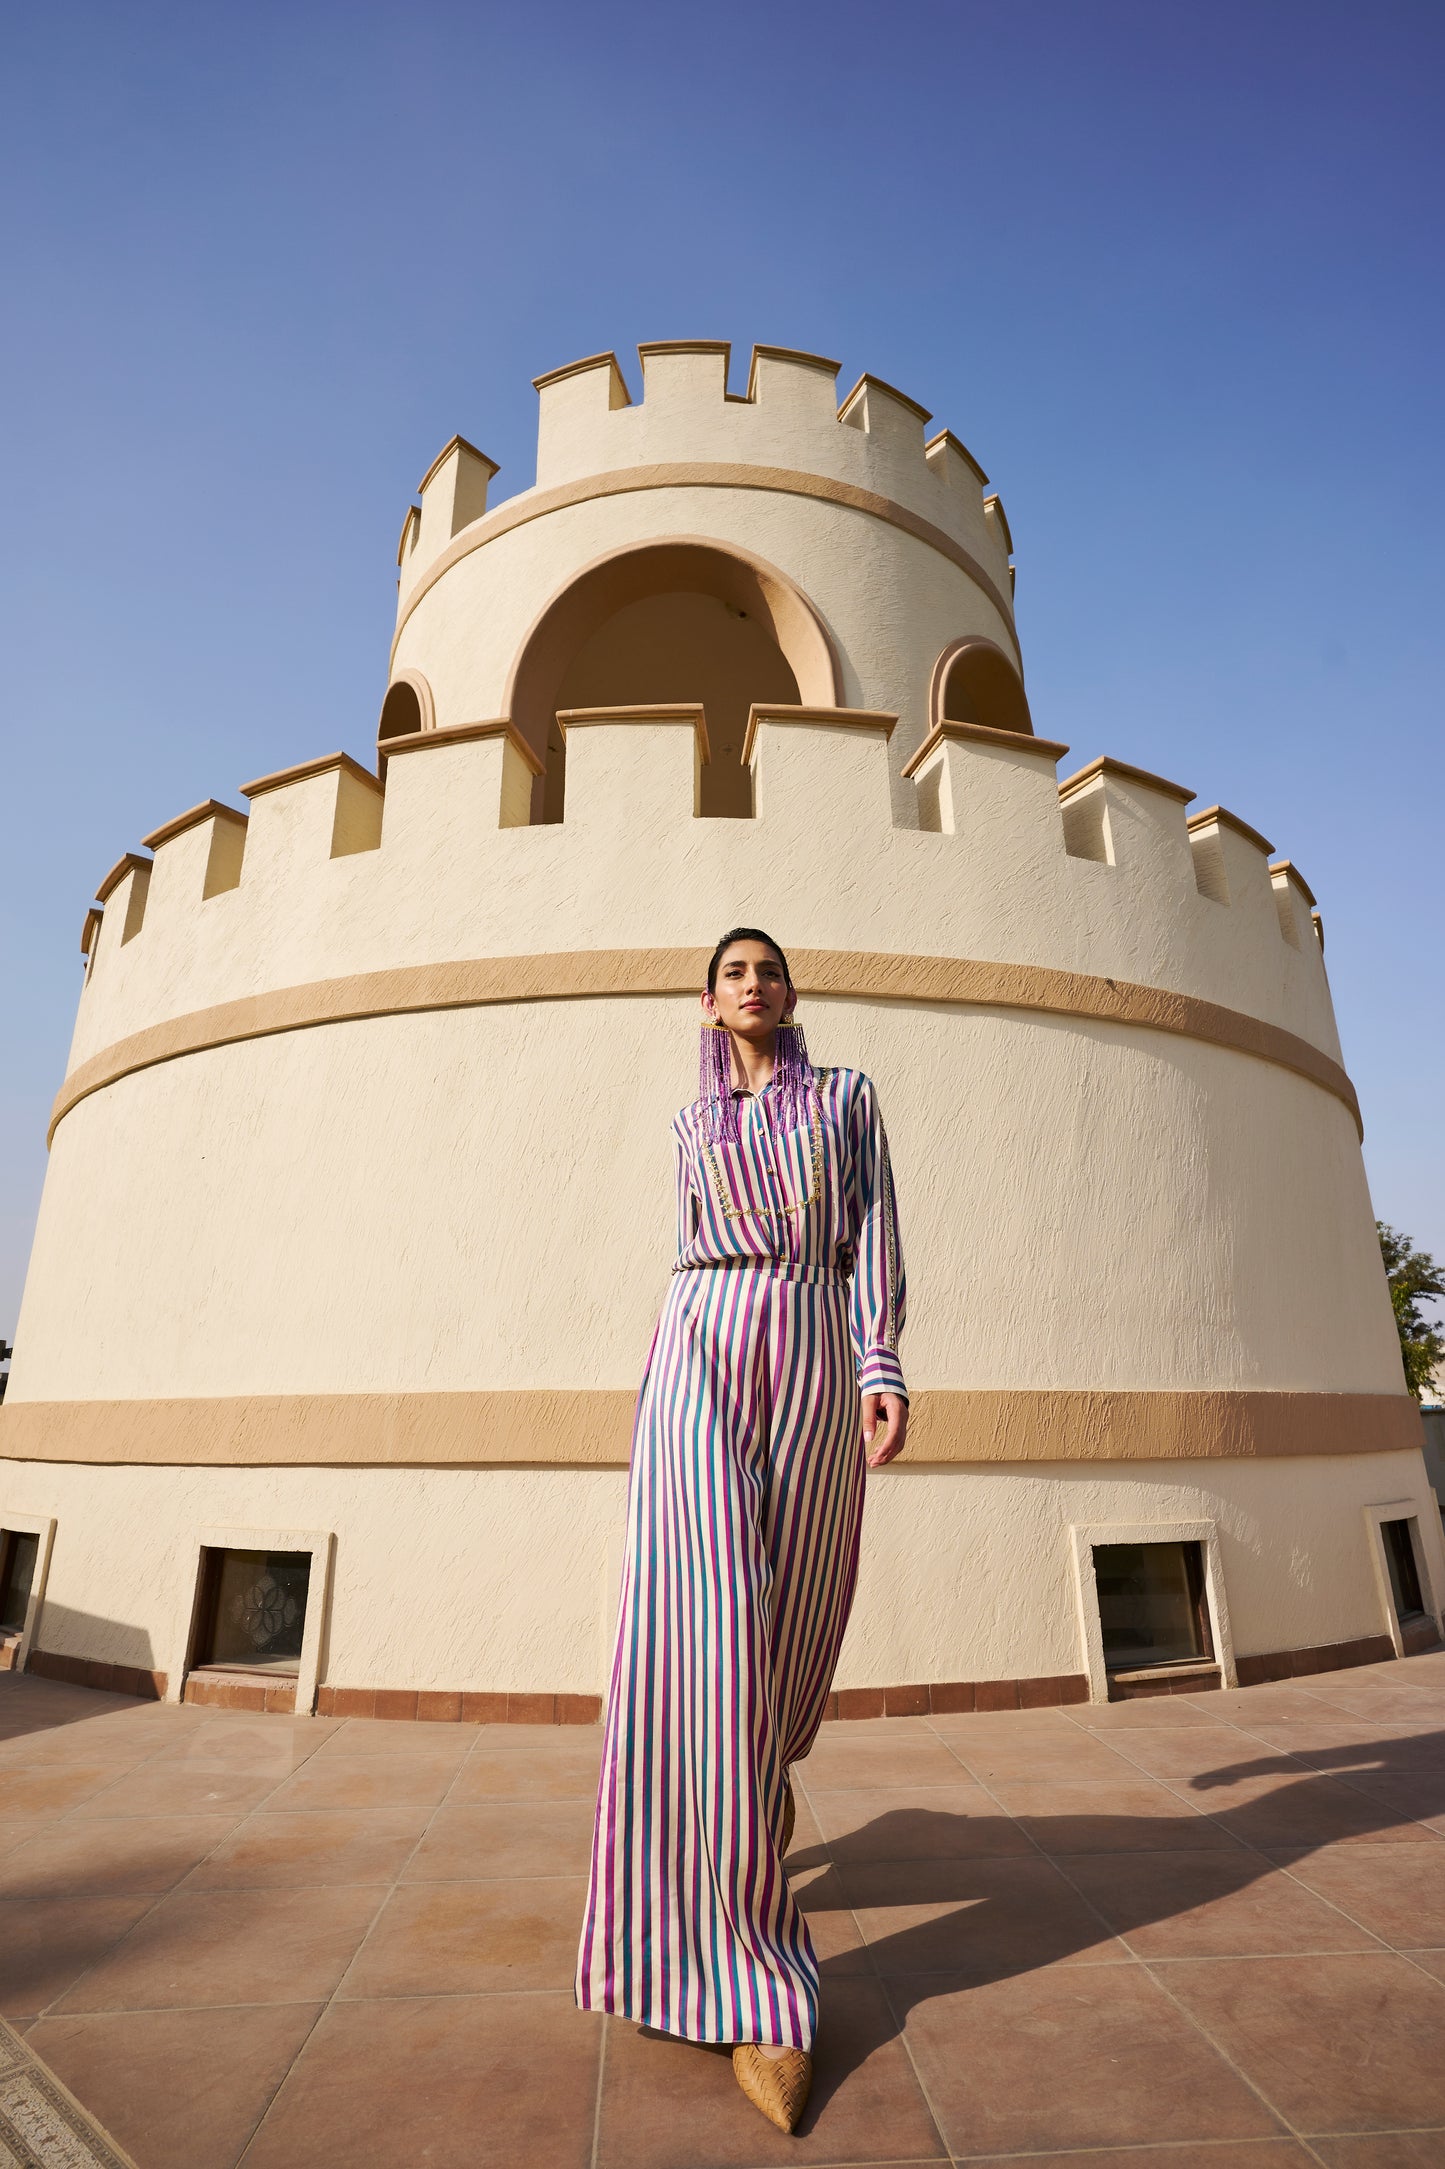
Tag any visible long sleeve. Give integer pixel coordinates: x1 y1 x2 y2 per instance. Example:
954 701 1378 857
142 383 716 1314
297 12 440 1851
673 1120 699 1260
846 1076 907 1400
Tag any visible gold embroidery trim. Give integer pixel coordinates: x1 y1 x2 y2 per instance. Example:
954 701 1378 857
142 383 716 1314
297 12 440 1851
878 1122 899 1351
700 1096 824 1221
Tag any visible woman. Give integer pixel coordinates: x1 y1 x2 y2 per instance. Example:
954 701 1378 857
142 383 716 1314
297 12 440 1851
576 929 908 2134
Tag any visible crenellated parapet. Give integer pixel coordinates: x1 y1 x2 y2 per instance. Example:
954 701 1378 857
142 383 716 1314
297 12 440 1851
388 345 1024 786
67 708 1340 1134
397 342 1011 608
502 343 1011 587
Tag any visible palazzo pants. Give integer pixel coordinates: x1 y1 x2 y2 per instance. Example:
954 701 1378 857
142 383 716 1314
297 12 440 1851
576 1263 866 2050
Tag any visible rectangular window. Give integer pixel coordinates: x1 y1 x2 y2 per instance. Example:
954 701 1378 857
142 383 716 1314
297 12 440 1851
1093 1540 1213 1671
0 1530 39 1634
191 1548 311 1674
1382 1518 1425 1622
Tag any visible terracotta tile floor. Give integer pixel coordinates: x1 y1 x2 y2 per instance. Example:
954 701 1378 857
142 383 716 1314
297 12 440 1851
3 1654 1445 2167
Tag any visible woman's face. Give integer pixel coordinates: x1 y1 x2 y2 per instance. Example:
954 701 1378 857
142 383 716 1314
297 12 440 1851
704 941 793 1040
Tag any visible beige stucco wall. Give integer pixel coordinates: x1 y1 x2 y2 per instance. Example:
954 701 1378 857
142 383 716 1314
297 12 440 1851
2 1448 1435 1699
12 990 1397 1403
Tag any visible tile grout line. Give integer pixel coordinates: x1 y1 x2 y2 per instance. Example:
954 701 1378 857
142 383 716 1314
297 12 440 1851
1269 1736 1445 1847
1145 1743 1445 1865
1032 1772 1357 2169
937 2138 1445 2161
943 2146 1311 2163
18 1996 345 2022
0 1868 596 1903
587 1997 609 2169
1238 1845 1406 1959
924 1715 1333 2165
17 1706 323 2032
1095 1952 1335 2169
882 1716 1170 2167
1018 1700 1439 2165
17 1706 225 1830
790 1754 955 2162
981 1692 1445 1877
159 1710 341 1900
233 1719 483 2169
1394 1946 1445 1994
18 1985 641 2022
731 2158 941 2167
228 1999 331 2168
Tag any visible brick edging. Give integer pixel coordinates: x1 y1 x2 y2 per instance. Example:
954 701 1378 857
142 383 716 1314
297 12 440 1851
825 1674 1090 1718
25 1649 166 1699
1234 1633 1394 1684
315 1687 605 1724
311 1675 1092 1724
17 1638 1409 1717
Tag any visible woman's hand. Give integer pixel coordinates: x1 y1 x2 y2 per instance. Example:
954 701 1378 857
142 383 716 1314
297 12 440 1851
863 1393 909 1469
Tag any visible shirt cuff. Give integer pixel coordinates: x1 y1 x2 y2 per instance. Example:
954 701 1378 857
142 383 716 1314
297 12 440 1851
857 1347 908 1402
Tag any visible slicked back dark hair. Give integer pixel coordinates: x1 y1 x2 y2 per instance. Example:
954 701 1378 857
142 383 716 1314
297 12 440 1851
706 927 791 994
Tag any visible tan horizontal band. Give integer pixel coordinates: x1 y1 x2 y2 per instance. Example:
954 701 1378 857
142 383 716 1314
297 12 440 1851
48 946 1362 1147
556 703 712 763
418 433 497 494
1058 754 1194 806
0 1388 1419 1469
141 799 247 853
393 462 1019 662
95 852 149 905
241 751 380 802
741 703 898 764
376 717 545 776
840 371 933 426
901 720 1068 777
1187 805 1275 857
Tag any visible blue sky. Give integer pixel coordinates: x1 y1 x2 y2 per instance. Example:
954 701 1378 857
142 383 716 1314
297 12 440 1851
2 0 1442 1330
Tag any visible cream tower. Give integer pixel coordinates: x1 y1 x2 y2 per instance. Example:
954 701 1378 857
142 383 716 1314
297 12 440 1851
1 340 1437 1718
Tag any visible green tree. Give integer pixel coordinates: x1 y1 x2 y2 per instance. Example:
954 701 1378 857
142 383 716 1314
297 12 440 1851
1377 1223 1445 1400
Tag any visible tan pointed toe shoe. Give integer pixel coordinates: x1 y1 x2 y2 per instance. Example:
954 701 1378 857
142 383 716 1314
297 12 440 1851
781 1776 796 1857
733 2044 812 2133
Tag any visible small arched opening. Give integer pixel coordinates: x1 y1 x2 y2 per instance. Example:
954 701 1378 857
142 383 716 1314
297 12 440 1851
507 539 840 819
377 670 435 745
932 636 1033 738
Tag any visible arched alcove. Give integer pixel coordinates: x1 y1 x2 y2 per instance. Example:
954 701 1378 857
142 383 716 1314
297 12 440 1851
506 539 840 819
932 636 1033 738
377 670 436 744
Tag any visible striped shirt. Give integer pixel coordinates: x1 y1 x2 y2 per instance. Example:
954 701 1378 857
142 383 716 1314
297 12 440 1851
672 1066 907 1401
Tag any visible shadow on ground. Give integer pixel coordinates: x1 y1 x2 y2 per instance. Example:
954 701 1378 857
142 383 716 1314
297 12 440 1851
736 1725 1445 2133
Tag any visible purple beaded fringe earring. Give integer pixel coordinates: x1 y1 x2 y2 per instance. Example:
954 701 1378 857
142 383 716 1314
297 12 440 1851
700 1017 740 1143
771 1012 815 1133
699 1008 814 1144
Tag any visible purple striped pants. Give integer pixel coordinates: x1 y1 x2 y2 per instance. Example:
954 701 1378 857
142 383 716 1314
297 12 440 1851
576 1263 866 2049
